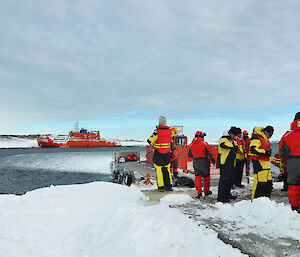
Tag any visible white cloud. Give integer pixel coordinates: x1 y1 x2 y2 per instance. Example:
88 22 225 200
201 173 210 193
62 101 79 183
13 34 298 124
0 0 299 130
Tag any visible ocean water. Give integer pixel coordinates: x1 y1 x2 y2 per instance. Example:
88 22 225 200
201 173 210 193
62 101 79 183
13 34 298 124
0 144 279 195
0 147 146 195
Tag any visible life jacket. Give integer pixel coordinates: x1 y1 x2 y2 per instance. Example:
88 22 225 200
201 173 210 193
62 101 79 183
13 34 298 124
271 154 287 174
243 136 250 153
153 126 172 154
189 137 210 158
236 137 245 154
249 127 272 161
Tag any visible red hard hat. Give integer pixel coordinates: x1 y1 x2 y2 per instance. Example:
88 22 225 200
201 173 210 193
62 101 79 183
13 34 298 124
195 131 202 136
243 130 248 135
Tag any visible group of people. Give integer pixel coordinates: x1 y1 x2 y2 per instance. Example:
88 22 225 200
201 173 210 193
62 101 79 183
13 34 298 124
217 125 274 202
147 112 300 212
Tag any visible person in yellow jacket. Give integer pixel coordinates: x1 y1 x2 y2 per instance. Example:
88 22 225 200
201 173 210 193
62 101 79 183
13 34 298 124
249 126 274 199
217 127 239 203
147 116 175 191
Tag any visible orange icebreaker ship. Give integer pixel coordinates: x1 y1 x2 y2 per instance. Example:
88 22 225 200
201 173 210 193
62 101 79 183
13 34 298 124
37 128 120 148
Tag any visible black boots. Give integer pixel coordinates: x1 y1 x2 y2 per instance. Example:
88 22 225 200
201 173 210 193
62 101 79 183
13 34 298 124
205 191 212 196
228 194 237 200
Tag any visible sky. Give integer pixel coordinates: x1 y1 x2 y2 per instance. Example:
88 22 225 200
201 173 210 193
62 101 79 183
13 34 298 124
0 0 299 141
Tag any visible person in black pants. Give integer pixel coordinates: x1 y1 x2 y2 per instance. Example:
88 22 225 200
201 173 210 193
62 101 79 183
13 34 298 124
217 127 239 203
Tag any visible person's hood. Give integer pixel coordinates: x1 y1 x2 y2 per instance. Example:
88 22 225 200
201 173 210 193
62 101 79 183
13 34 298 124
291 119 300 131
254 126 268 141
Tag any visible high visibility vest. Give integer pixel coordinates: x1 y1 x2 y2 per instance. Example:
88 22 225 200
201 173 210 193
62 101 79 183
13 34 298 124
236 137 245 154
271 154 286 174
153 126 172 154
248 134 272 161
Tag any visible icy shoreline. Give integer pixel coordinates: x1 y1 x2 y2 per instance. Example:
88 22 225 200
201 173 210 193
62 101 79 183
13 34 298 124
0 137 147 148
0 137 38 148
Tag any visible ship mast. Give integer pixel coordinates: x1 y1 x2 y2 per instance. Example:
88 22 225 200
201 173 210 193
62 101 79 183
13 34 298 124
73 121 79 132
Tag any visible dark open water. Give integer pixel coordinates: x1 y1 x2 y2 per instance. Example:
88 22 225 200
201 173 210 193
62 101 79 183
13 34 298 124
0 146 146 195
0 143 278 195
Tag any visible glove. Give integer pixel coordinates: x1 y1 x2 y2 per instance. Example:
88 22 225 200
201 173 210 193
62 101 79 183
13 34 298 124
277 173 284 182
265 150 272 157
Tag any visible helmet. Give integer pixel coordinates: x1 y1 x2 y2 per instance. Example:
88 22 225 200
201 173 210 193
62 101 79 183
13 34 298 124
195 131 202 137
243 130 248 135
171 128 178 134
195 131 206 138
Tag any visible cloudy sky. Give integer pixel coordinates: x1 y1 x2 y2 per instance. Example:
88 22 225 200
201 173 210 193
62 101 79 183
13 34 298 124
0 0 299 141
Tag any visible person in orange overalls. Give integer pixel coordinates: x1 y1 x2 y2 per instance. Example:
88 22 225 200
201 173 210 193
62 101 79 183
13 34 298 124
243 130 251 176
170 143 179 178
170 128 179 178
278 112 300 212
188 131 215 198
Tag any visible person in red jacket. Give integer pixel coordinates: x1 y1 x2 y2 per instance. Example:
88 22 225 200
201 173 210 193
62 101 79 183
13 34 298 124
243 130 251 176
278 112 300 212
188 131 215 198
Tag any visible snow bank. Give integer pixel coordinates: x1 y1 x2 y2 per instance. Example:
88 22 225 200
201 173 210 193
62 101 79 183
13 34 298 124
160 193 194 205
0 182 246 257
199 197 300 241
0 138 38 148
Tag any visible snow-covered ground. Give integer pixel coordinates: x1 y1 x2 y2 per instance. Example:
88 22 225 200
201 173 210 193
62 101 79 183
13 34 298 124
0 138 38 148
177 181 300 257
200 197 300 240
0 182 246 257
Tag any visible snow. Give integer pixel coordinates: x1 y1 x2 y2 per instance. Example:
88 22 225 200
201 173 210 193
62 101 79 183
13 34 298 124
0 138 38 148
160 193 194 205
0 182 246 257
197 197 300 241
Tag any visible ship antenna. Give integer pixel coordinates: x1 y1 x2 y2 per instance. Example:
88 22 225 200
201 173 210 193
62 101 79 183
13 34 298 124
74 121 79 132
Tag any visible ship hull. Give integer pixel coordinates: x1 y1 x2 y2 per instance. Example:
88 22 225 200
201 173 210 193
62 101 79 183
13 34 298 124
37 138 121 148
